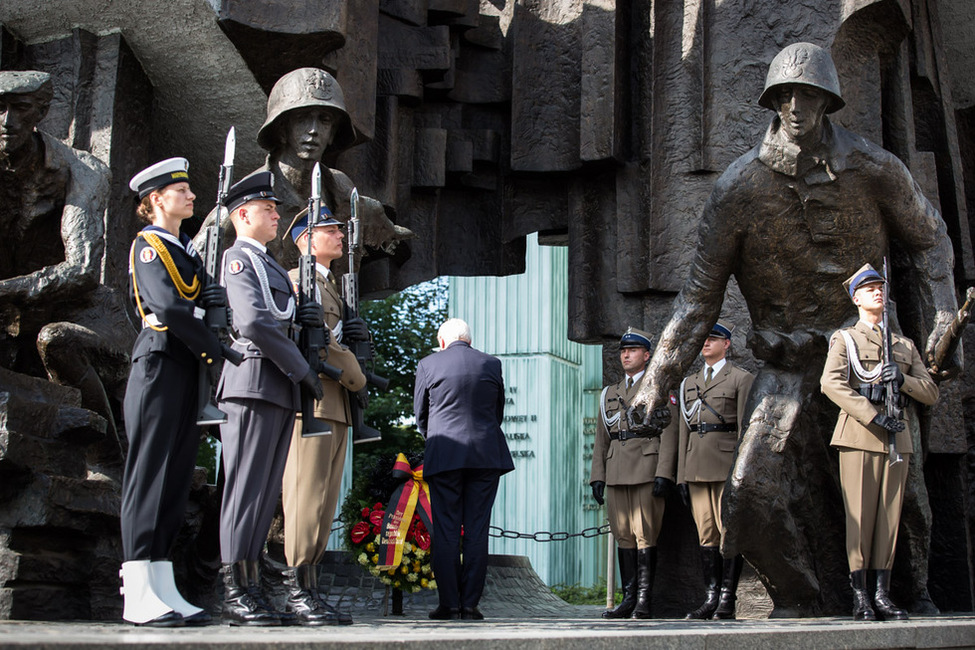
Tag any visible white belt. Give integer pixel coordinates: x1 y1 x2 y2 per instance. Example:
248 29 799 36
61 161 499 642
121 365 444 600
143 307 205 329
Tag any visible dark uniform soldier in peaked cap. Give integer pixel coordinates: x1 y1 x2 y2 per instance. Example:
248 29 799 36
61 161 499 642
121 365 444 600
216 172 327 626
590 327 678 619
120 158 225 626
675 319 754 620
821 264 938 621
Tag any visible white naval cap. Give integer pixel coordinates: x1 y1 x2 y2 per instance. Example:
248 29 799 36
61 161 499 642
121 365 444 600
129 157 190 199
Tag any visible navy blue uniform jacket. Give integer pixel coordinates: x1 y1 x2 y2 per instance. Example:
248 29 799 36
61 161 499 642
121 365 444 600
414 341 514 478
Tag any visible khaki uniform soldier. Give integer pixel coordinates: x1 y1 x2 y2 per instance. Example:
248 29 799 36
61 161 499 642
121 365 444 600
590 328 678 619
676 320 754 620
281 206 367 625
821 264 939 621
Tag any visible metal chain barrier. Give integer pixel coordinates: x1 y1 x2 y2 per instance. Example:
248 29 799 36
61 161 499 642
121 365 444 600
488 523 611 542
329 520 612 542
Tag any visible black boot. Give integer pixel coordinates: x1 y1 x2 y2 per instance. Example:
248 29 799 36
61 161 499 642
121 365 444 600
630 547 656 619
850 570 876 621
221 562 279 626
602 547 638 618
283 565 337 626
712 554 743 620
685 546 722 620
873 570 908 620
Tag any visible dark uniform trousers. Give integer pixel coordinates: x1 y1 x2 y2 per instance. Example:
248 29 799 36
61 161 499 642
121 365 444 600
821 320 939 571
590 377 678 549
282 269 365 566
677 362 754 546
218 240 308 563
121 227 221 561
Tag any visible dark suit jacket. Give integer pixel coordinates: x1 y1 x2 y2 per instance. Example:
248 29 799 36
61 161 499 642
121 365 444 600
414 340 514 478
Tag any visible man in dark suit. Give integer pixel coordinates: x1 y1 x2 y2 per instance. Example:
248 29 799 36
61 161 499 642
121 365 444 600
217 172 324 626
414 318 514 621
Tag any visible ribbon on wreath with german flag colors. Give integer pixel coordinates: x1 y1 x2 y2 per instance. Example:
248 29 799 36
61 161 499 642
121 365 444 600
375 453 433 570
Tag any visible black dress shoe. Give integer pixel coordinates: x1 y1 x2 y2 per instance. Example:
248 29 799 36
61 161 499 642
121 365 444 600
461 607 484 621
429 605 460 620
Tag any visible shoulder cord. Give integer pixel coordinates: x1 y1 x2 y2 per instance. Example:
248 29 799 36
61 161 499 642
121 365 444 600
242 247 295 322
599 385 621 432
679 377 701 424
838 330 884 383
129 232 201 332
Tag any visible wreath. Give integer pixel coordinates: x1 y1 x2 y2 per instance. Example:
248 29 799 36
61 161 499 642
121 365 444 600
340 451 436 593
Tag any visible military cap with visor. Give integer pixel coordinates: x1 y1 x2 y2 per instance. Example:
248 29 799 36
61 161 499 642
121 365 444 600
842 263 885 299
288 204 342 243
128 158 191 199
225 171 282 212
709 319 734 340
619 327 653 350
0 70 53 101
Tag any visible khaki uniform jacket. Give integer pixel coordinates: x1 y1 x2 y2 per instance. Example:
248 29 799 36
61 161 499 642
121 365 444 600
288 267 366 424
677 362 755 484
590 376 678 486
821 320 938 454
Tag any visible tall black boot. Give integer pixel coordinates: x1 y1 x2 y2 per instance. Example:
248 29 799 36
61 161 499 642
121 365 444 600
850 570 876 621
873 570 908 620
221 562 279 626
283 565 337 626
602 547 638 619
712 554 743 620
685 546 722 620
630 547 656 619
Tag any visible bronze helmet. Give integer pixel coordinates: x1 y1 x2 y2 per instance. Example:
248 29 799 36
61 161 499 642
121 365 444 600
758 42 845 113
257 68 358 153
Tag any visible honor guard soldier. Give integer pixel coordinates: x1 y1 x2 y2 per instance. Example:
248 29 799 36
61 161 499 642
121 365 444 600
676 320 754 620
821 264 938 621
280 207 366 625
589 327 678 619
217 172 326 626
120 158 224 626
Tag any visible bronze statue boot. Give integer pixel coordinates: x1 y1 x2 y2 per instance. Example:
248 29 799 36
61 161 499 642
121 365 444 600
221 561 279 626
712 554 743 620
630 547 657 619
283 565 338 625
849 570 876 621
873 570 909 621
685 546 722 619
602 547 637 618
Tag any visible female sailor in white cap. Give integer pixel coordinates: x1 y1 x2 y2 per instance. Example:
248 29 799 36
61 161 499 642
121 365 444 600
118 158 224 626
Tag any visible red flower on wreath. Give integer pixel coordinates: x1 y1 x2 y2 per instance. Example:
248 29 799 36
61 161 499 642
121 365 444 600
369 509 384 526
350 521 372 545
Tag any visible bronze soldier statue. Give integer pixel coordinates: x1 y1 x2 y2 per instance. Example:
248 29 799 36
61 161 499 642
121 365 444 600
0 70 130 443
627 43 959 615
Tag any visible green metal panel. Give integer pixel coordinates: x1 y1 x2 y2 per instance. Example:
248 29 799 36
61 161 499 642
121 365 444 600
450 233 606 587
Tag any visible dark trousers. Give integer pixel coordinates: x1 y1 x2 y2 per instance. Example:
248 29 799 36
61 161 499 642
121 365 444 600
427 468 501 609
120 351 201 560
219 397 295 562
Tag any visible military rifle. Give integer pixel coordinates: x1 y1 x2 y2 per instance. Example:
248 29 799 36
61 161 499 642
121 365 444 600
881 258 903 466
927 286 974 379
298 163 343 437
196 127 243 426
342 187 389 444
